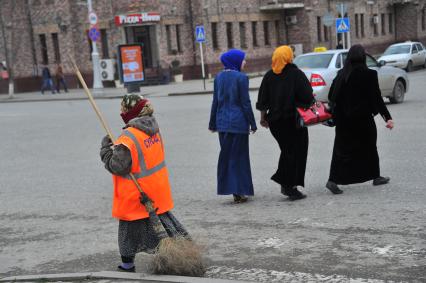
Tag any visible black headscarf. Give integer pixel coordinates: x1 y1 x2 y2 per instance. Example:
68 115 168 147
329 44 368 104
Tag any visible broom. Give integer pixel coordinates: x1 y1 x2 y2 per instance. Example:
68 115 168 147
69 58 205 277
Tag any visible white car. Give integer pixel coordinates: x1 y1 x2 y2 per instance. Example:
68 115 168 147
378 41 426 72
294 49 409 104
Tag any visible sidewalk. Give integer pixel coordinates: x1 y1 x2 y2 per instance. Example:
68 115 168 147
0 76 263 103
0 271 252 283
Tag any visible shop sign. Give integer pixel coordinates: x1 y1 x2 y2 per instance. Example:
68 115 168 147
115 12 161 26
117 44 145 84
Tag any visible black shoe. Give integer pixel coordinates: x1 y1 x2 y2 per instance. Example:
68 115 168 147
288 188 307 201
326 181 343 194
118 265 135 272
373 176 390 186
233 195 248 203
281 186 290 196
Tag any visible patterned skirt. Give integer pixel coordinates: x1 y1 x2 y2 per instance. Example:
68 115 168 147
118 211 188 258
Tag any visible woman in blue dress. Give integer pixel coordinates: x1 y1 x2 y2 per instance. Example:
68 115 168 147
209 49 257 203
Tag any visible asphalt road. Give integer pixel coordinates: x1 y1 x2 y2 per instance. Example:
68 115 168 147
1 70 425 282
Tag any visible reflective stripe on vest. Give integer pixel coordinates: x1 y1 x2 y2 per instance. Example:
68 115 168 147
122 129 166 180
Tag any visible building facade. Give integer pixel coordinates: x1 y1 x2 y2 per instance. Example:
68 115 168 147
1 0 426 93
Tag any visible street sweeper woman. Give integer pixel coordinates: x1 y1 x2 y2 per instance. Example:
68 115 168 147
100 94 189 272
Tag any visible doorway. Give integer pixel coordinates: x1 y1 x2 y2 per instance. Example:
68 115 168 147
125 25 158 68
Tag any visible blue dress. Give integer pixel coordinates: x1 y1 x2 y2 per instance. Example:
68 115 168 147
209 58 257 196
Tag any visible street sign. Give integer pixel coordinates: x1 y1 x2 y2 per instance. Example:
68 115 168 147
322 12 334 27
195 25 205 42
88 11 98 25
336 18 350 33
88 26 101 42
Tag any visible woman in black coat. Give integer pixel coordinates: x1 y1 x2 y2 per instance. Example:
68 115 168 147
256 45 315 201
326 45 394 194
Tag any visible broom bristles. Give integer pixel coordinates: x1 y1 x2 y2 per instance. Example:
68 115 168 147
149 236 205 277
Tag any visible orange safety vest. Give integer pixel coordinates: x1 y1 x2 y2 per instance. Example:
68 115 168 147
112 127 173 221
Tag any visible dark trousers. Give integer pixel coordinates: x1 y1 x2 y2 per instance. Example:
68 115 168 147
56 78 68 92
269 117 309 188
41 78 55 94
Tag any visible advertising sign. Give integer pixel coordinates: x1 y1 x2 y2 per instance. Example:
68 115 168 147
118 44 145 84
114 12 161 26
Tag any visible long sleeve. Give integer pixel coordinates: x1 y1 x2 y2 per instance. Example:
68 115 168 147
239 75 257 130
208 78 218 131
256 75 269 111
100 143 132 176
371 72 392 121
294 70 315 108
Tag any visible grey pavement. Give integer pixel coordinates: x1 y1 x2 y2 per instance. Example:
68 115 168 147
0 75 264 103
0 69 425 282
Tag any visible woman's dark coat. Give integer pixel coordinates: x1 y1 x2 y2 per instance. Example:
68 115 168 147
328 67 392 185
256 63 314 188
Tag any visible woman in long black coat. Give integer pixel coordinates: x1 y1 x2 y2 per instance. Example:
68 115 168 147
256 45 315 201
326 45 394 194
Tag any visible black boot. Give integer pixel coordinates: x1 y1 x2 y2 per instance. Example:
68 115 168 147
373 176 390 186
287 187 307 201
326 181 343 194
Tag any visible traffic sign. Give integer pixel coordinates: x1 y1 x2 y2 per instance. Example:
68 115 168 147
88 11 98 25
322 12 334 27
195 25 205 42
336 18 350 33
88 26 101 42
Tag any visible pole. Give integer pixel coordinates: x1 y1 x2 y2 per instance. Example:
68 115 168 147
199 42 206 90
340 3 346 49
0 2 14 98
87 0 103 89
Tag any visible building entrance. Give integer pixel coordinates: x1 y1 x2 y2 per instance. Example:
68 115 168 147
125 25 158 68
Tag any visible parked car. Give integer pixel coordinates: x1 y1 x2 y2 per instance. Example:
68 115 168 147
378 41 426 72
293 49 409 104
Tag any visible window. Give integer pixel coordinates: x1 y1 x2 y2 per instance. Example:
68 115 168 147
51 33 60 63
422 9 425 31
416 43 424 51
293 54 334 69
176 25 182 53
275 20 280 45
252 22 258 47
263 21 270 45
100 29 109 59
239 22 247 49
87 31 93 61
411 44 418 54
211 22 219 50
389 13 393 34
366 55 378 68
361 14 365 37
381 14 386 35
324 25 329 42
355 14 359 38
165 25 172 54
373 14 378 36
317 16 322 42
39 34 48 64
226 22 233 48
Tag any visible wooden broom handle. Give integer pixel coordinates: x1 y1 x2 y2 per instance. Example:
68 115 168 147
69 57 150 198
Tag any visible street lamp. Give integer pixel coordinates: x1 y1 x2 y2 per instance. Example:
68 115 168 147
86 0 103 90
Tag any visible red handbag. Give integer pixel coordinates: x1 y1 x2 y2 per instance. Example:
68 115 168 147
297 101 332 127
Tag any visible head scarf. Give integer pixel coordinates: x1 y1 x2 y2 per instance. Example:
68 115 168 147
271 45 294 74
220 49 246 71
120 94 154 124
328 44 367 104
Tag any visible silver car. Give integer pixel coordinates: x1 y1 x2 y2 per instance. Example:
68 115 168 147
378 41 426 72
293 50 409 104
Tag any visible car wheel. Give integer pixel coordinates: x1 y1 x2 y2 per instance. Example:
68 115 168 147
389 79 405 104
406 60 413 72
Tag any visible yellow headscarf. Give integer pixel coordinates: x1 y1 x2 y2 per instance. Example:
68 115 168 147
271 45 294 74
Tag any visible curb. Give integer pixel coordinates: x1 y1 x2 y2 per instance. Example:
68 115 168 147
0 271 252 283
168 87 260 97
0 95 124 104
